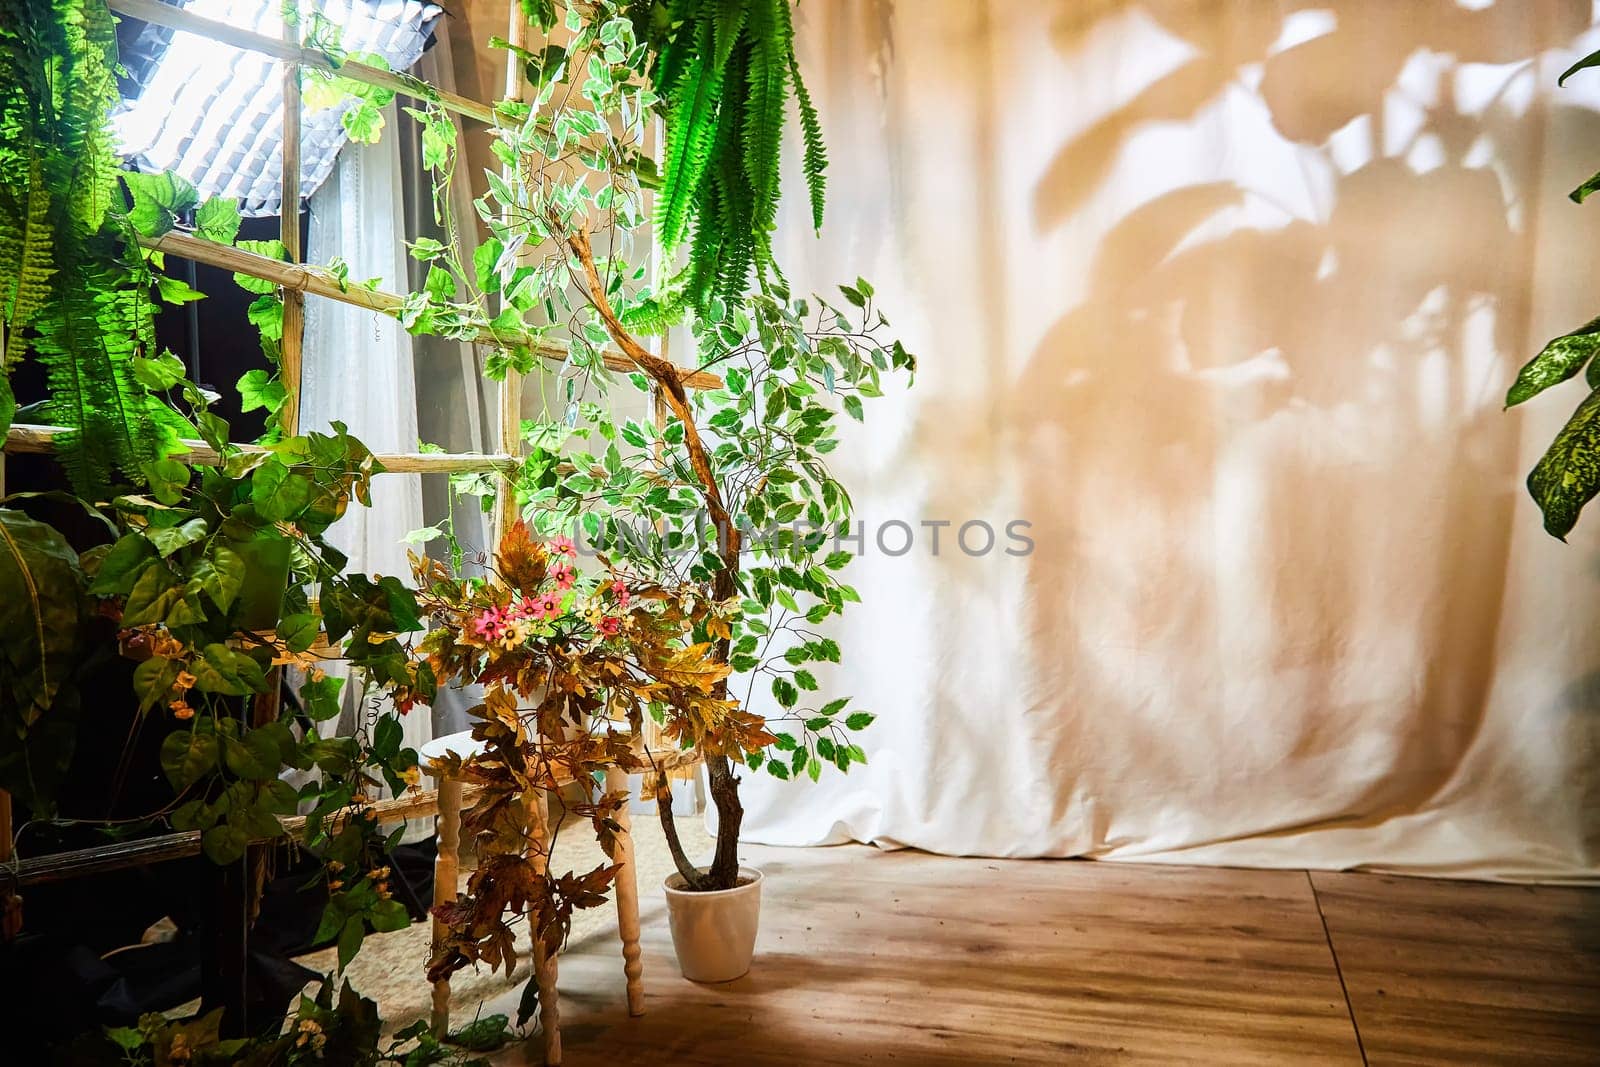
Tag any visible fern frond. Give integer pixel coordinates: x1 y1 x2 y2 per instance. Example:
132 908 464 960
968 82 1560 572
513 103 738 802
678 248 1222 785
790 55 827 233
741 0 788 232
658 22 727 251
620 293 688 335
3 156 58 364
710 0 749 71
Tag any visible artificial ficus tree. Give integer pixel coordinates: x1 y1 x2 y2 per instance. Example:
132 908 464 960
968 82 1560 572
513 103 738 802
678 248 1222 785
379 0 914 892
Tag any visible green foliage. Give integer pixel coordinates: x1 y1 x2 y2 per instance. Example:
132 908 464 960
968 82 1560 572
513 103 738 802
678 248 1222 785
1514 53 1600 538
0 505 94 813
626 0 826 309
76 982 502 1065
0 0 210 494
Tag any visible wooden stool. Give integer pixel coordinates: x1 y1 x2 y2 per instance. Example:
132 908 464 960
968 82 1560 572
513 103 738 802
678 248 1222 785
422 730 644 1066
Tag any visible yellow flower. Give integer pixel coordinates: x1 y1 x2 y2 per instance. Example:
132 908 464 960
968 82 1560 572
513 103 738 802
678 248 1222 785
174 670 197 690
170 700 194 720
399 765 421 789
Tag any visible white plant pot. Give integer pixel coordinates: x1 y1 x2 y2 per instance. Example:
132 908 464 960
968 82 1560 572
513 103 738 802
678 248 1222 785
662 866 763 982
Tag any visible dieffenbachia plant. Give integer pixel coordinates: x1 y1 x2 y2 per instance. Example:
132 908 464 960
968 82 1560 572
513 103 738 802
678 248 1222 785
1508 47 1600 539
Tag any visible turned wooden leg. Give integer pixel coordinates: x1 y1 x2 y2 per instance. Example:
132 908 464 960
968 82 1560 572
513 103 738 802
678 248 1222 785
430 775 462 1036
606 766 644 1016
528 789 562 1065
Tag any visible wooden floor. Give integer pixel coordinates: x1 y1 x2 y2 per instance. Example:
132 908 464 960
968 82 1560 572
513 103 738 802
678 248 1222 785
487 845 1600 1066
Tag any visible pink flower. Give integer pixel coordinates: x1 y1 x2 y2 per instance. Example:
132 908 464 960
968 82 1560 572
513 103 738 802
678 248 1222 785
514 595 543 621
472 606 507 641
551 562 575 590
608 580 630 607
597 616 621 637
550 535 576 558
537 592 562 617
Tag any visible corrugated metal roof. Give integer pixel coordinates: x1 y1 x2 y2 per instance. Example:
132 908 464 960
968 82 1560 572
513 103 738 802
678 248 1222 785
114 0 441 216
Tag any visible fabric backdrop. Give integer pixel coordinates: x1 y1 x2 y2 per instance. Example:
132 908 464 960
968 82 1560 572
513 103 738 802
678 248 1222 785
730 0 1600 883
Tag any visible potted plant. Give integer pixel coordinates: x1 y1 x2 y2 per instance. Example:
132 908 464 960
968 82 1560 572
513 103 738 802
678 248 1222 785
379 0 915 981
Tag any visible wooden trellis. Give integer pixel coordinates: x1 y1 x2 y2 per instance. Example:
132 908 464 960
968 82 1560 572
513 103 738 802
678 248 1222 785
2 0 706 895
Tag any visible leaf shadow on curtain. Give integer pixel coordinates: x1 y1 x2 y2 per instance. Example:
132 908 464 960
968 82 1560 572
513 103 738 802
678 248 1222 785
981 0 1600 854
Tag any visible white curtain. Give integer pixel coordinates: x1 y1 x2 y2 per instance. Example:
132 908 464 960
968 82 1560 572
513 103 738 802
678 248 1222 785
302 104 433 835
733 0 1600 883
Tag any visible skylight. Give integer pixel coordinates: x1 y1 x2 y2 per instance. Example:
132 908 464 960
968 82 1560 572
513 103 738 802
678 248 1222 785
114 0 442 216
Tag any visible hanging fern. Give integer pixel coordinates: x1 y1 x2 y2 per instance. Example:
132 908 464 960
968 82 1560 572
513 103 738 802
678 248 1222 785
626 0 827 309
0 0 167 494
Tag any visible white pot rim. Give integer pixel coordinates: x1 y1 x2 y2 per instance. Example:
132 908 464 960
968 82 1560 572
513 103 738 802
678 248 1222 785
663 865 763 898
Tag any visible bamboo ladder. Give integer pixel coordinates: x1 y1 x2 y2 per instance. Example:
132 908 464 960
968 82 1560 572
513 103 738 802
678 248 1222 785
1 0 713 1049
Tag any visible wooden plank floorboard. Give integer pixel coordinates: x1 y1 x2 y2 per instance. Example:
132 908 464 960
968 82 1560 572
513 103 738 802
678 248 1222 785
1310 871 1600 1066
501 845 1360 1065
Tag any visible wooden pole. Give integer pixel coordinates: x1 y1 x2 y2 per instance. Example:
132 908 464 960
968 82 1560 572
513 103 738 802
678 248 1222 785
137 232 721 390
279 10 305 438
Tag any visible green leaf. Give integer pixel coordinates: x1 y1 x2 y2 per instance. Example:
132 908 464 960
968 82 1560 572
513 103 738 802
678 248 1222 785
122 170 198 238
222 732 277 779
90 533 155 595
1559 46 1600 86
845 712 875 730
820 697 850 718
301 674 345 722
252 458 312 521
474 237 504 293
160 728 219 789
1572 170 1600 204
147 517 208 557
1507 317 1600 407
190 545 244 612
246 295 285 341
237 368 286 413
192 643 267 695
202 822 249 864
278 611 319 652
155 274 207 305
1526 384 1600 539
122 564 182 626
132 656 181 713
194 196 242 244
338 916 365 970
842 395 864 421
370 898 412 933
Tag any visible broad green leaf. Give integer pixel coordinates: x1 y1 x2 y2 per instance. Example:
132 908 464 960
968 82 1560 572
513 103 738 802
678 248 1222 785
251 459 312 521
370 899 411 932
194 196 242 244
192 643 267 695
845 712 875 730
0 511 85 729
1526 384 1600 539
147 517 208 557
122 170 198 237
202 822 250 864
1507 317 1600 407
189 546 245 612
89 533 154 595
237 369 286 413
122 564 182 626
132 656 181 713
156 275 206 304
160 728 219 789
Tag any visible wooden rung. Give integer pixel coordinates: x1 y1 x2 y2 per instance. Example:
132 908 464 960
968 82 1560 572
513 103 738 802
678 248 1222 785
143 231 723 391
11 742 705 886
2 423 515 475
106 0 497 126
